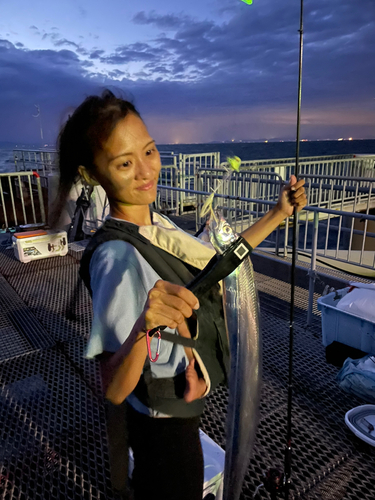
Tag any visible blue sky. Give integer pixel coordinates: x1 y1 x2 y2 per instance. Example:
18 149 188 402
0 0 374 144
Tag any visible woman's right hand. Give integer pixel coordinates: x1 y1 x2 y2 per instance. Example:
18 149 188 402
142 280 200 332
104 280 199 404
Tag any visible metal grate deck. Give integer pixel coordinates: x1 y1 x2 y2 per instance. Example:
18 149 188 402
0 349 118 500
0 245 374 500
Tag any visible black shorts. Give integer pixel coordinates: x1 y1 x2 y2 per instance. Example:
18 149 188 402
127 403 204 500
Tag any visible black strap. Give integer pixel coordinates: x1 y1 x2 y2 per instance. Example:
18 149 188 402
142 234 253 347
186 235 252 297
160 331 196 348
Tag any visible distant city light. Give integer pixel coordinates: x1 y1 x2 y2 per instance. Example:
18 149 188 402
348 137 353 141
338 138 343 141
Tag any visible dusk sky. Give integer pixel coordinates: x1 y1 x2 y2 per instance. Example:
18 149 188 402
0 0 374 144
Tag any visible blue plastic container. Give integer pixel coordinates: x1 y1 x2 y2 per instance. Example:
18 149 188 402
317 288 375 354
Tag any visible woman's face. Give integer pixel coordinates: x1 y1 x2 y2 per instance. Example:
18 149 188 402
92 113 161 209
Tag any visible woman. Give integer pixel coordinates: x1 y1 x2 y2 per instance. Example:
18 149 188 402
52 89 306 500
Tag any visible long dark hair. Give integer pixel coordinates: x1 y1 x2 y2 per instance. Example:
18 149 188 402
50 89 140 227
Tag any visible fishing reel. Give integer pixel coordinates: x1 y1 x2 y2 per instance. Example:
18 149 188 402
253 468 288 499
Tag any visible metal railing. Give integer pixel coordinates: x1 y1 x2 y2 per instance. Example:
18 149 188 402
0 172 46 228
302 207 375 325
197 168 282 199
222 154 355 168
301 175 375 213
167 154 375 212
11 149 222 215
154 184 375 326
11 149 375 217
220 156 375 181
177 152 220 211
196 168 283 230
13 150 58 176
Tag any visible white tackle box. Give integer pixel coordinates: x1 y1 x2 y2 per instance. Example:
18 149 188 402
317 288 375 354
12 230 68 263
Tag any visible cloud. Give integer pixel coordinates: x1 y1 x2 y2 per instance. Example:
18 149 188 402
0 0 374 144
128 0 375 107
76 47 90 56
97 42 170 66
89 49 105 59
108 69 126 78
42 32 60 42
133 11 190 30
0 40 99 142
78 6 87 18
53 38 80 49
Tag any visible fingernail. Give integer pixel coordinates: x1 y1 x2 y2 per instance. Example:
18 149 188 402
194 301 200 310
291 187 296 192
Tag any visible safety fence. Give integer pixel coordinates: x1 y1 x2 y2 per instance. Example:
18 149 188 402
0 172 46 229
175 155 375 213
160 168 375 217
220 155 375 179
222 153 354 167
9 148 375 219
155 184 375 325
302 174 375 214
13 149 58 176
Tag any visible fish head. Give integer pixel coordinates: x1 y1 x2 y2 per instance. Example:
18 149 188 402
208 209 238 254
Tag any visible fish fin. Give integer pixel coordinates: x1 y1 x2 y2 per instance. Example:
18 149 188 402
200 191 218 223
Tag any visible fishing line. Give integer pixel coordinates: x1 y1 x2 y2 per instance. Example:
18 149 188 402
284 0 305 498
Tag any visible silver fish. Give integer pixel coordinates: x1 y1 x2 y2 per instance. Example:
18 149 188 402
209 210 262 500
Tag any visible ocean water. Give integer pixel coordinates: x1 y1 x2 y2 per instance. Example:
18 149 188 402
159 139 375 161
0 141 50 174
0 148 16 173
1 139 374 173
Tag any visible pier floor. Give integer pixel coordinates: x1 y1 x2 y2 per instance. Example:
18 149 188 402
0 231 374 500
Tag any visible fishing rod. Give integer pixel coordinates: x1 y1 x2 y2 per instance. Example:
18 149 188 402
255 1 305 499
284 0 304 497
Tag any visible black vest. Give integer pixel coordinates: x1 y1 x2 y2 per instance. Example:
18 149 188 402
79 218 230 417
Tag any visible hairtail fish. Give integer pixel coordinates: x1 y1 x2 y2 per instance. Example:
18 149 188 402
202 156 262 500
148 156 262 498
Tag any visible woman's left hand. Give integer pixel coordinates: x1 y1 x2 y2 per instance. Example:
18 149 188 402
277 175 307 217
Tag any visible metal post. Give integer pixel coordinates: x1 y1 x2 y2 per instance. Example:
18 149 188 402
34 172 46 224
18 174 27 224
8 176 17 226
28 175 37 223
307 211 319 326
0 177 8 228
178 154 184 215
